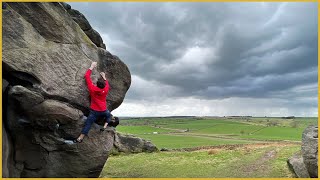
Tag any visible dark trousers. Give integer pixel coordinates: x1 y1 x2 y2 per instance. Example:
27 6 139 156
81 109 111 135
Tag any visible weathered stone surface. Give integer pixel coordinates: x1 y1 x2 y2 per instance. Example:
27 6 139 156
287 153 310 178
3 79 9 93
2 125 13 178
3 2 131 113
67 8 92 31
60 2 71 10
62 2 106 49
9 85 45 109
113 133 158 154
288 125 318 178
302 125 318 178
85 29 105 49
29 99 84 128
2 2 131 177
6 3 82 44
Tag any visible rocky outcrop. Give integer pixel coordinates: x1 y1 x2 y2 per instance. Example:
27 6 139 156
111 133 158 155
3 2 131 177
287 154 310 178
63 3 106 49
288 125 318 178
302 126 318 178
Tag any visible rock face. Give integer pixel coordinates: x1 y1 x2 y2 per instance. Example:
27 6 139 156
288 125 318 178
302 125 318 178
287 154 310 178
64 4 106 49
3 2 131 177
111 133 158 154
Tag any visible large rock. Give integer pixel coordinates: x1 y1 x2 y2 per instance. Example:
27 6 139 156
3 2 131 113
67 8 92 31
2 79 9 93
2 2 131 177
2 125 13 178
85 29 106 50
63 3 106 49
112 132 158 154
288 125 318 178
302 125 318 178
287 154 310 178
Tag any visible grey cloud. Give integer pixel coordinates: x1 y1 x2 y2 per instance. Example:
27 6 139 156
70 2 317 108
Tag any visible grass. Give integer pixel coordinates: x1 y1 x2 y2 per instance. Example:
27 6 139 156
159 119 248 131
269 146 302 177
101 144 300 178
116 117 317 149
101 117 316 177
192 123 263 135
117 126 173 135
241 126 305 141
136 134 253 149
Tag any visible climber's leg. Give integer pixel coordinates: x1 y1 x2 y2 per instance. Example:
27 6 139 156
74 110 97 142
103 110 111 129
81 110 97 135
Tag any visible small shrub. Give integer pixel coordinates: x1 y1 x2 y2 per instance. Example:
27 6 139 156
240 130 245 135
208 149 219 155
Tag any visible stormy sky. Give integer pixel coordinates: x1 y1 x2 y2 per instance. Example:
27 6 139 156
70 2 318 117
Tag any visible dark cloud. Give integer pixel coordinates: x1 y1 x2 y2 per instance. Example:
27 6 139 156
70 2 317 116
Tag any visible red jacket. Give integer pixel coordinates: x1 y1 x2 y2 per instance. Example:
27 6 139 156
84 69 110 111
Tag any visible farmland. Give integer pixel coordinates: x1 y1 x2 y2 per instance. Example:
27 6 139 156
101 116 317 178
116 117 317 149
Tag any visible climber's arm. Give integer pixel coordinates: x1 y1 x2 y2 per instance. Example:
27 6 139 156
100 72 110 91
100 72 107 81
84 62 97 91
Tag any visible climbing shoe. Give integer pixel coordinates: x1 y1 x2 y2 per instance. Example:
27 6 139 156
73 138 83 143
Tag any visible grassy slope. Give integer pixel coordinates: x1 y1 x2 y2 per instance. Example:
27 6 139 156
117 126 172 135
137 134 253 149
241 126 305 141
101 117 317 178
101 145 300 178
116 117 317 148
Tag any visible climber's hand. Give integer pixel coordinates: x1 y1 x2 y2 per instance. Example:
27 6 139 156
89 62 97 70
100 72 106 80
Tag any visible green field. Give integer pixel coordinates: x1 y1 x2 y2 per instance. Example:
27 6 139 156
117 126 172 134
136 134 255 149
102 117 317 177
101 144 300 178
116 117 317 149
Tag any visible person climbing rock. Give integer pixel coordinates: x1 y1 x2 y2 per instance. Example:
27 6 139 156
74 61 111 143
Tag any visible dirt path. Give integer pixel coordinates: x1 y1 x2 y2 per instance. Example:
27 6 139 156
157 127 186 133
171 142 300 152
240 149 277 176
163 132 301 144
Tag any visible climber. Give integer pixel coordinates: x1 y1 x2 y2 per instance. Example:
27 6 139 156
73 61 111 143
